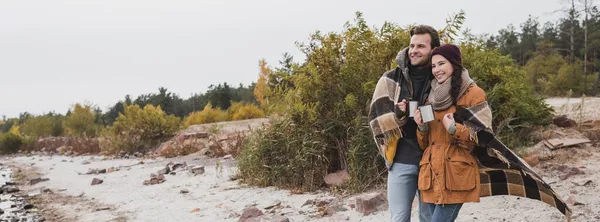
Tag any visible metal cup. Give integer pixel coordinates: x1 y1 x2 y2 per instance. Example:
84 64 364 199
419 104 435 123
408 101 418 117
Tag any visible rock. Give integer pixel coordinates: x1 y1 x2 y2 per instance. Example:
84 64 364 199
138 161 145 165
238 207 264 222
354 192 388 215
560 166 584 180
198 148 211 156
302 199 314 207
526 142 554 161
229 174 240 181
223 154 233 160
324 170 350 186
156 141 175 156
180 189 189 194
316 199 334 207
157 166 171 175
95 207 110 211
170 172 177 175
24 204 34 210
98 169 107 174
524 154 540 167
171 163 185 171
91 178 103 186
264 201 281 210
572 179 593 186
61 160 67 162
190 208 200 213
107 167 116 173
2 186 19 193
81 160 90 165
190 165 205 176
270 216 290 222
553 115 577 128
143 173 166 186
29 178 50 185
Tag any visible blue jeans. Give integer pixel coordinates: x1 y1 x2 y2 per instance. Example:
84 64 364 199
388 163 426 222
420 202 463 222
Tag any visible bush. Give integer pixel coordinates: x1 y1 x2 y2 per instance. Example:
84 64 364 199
229 103 265 120
0 132 26 154
64 103 101 137
19 115 62 138
238 12 407 192
100 104 181 154
184 104 228 126
237 118 332 190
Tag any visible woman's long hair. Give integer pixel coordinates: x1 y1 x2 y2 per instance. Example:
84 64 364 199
450 63 464 105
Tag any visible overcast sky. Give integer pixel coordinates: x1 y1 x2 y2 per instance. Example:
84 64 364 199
0 0 567 118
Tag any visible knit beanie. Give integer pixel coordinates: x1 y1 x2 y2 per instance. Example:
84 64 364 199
431 44 462 66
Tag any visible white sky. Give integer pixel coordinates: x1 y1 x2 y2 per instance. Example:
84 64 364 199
0 0 566 118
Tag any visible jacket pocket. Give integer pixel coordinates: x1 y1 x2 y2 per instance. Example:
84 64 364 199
444 153 476 191
418 160 432 191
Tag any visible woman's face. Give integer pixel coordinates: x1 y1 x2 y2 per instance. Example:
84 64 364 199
431 54 454 84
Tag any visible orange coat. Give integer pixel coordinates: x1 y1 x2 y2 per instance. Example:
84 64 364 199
417 84 486 205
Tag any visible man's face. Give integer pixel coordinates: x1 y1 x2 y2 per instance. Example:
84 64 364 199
408 34 433 66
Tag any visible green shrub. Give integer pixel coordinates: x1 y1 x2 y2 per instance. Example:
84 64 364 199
64 103 101 137
0 132 26 154
101 104 181 154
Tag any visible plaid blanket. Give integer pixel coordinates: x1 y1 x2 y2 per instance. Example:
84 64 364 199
368 67 407 168
454 102 572 220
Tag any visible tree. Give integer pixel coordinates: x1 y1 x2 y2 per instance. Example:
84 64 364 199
496 24 522 64
64 103 99 137
520 15 541 64
254 59 270 107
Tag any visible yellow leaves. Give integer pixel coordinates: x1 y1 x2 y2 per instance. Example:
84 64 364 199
64 103 98 137
184 102 265 126
184 104 228 126
8 125 20 136
230 103 265 121
254 59 271 108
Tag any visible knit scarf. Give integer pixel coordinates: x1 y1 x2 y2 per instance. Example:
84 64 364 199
429 69 474 111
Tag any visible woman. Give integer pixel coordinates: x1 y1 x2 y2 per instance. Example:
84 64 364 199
414 44 487 222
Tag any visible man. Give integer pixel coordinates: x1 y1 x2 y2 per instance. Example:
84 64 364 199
368 25 440 222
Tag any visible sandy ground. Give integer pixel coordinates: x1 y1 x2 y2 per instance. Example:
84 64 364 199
4 154 388 222
1 98 598 222
4 146 598 222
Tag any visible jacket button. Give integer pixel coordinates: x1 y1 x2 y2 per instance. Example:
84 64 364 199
431 141 435 145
